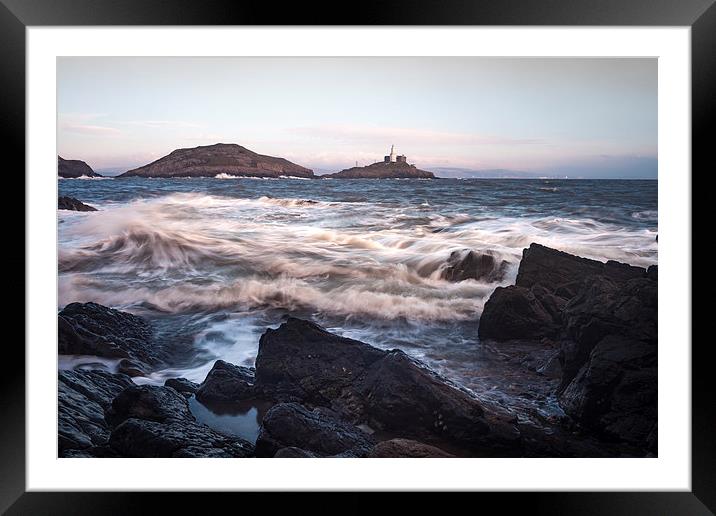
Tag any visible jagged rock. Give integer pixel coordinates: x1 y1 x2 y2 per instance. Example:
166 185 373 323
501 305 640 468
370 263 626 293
107 384 253 458
58 369 133 455
515 243 642 294
255 402 375 458
558 335 656 447
556 274 657 448
58 156 102 178
255 318 522 455
442 249 509 282
58 302 161 368
108 384 193 424
478 243 658 451
479 285 564 340
195 360 255 405
368 438 454 458
273 447 317 458
109 418 254 458
255 317 386 405
118 143 313 179
58 196 97 211
164 377 200 396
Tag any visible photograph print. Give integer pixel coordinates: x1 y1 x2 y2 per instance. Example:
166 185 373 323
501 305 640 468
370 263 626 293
57 57 658 459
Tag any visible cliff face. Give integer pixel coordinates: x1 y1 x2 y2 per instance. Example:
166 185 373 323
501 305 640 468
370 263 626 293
58 156 102 178
118 143 314 179
324 161 435 179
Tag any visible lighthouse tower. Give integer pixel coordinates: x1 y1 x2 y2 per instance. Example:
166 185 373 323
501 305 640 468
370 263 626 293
384 145 397 163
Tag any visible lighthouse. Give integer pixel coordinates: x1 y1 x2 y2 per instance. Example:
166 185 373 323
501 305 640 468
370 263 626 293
384 145 398 163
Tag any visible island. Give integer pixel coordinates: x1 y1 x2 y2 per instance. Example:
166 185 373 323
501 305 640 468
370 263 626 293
117 143 314 179
58 156 103 178
323 146 435 179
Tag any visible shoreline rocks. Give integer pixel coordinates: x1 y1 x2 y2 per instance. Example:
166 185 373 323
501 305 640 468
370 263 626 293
58 239 657 458
478 243 657 451
58 302 163 370
256 317 522 455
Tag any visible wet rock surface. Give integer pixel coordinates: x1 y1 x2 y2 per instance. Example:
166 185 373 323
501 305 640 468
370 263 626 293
368 438 454 458
107 385 254 458
195 360 256 405
58 302 162 369
255 402 375 458
164 377 200 396
442 249 509 283
478 243 657 452
58 369 133 455
256 317 522 455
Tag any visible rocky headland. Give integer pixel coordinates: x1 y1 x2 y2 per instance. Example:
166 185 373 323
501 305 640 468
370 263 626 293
323 161 435 179
57 243 657 458
58 196 97 212
58 156 102 179
118 143 314 179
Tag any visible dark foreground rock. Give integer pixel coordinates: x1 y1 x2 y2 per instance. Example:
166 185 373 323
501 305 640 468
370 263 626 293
256 318 522 455
479 285 564 340
255 402 375 457
107 385 254 458
58 370 133 455
478 243 657 451
368 438 454 458
164 377 200 396
58 302 162 370
195 360 256 405
557 274 657 449
58 196 97 211
442 249 509 283
58 156 102 178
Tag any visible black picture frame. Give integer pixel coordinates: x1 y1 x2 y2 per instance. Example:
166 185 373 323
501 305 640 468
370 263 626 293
3 0 710 512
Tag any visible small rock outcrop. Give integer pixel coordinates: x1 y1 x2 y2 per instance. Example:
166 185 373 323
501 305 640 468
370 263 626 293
58 156 102 178
58 196 97 211
195 360 256 405
118 143 314 179
442 249 509 283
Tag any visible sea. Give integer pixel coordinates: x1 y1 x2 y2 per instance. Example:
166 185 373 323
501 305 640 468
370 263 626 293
58 177 657 438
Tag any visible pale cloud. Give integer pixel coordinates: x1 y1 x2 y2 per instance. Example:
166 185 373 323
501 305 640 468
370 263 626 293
123 120 203 129
289 125 544 147
59 113 122 137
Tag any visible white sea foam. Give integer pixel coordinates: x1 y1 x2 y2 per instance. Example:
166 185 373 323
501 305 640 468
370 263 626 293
58 192 657 326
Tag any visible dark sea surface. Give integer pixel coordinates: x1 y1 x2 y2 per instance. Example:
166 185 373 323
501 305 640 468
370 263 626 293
58 177 657 432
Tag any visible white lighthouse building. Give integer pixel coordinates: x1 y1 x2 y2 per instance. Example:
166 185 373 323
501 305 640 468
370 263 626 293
384 145 407 163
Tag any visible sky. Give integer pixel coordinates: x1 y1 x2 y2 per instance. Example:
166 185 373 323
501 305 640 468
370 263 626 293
57 57 657 178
